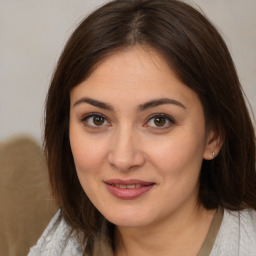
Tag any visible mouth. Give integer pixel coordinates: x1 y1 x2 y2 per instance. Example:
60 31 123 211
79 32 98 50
104 179 155 199
111 184 145 189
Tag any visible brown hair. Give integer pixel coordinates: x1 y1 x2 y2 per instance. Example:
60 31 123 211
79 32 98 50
44 0 256 252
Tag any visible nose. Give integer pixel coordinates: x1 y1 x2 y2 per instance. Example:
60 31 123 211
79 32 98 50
107 127 145 171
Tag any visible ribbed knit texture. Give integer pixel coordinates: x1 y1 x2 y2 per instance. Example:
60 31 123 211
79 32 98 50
28 208 256 256
210 209 256 256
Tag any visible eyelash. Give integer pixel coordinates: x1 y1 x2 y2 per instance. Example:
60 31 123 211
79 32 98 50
80 113 110 129
80 113 175 130
145 113 175 129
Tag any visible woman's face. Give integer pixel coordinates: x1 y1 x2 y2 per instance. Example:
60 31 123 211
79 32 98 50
69 46 214 228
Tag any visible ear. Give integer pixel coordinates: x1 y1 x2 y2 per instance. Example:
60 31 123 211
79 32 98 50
203 129 223 160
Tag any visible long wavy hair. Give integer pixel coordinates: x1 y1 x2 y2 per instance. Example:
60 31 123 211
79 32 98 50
44 0 256 253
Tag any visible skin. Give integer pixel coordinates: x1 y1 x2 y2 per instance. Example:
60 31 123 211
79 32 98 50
69 46 221 256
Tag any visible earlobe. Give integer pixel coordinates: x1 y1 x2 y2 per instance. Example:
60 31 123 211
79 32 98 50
203 130 223 160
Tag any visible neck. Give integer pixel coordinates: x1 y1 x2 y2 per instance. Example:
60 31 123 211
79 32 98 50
114 203 216 256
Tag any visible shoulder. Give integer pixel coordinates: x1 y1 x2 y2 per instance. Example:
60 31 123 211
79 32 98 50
210 208 256 256
28 209 84 256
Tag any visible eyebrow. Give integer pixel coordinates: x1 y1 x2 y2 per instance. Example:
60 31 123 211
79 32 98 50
73 97 114 111
138 98 186 111
73 97 186 111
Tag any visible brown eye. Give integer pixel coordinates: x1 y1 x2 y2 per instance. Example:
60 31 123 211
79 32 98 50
82 114 109 128
154 117 166 127
93 116 105 126
146 114 175 129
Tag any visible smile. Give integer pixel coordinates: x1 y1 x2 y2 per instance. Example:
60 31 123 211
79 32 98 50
113 184 143 189
104 179 155 199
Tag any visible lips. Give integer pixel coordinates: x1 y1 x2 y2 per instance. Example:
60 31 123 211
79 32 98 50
112 184 142 189
104 179 155 199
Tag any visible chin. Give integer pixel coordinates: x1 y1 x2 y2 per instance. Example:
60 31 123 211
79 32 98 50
109 218 149 228
103 210 153 228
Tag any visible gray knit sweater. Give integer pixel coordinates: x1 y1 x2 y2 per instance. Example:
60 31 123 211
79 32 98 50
28 208 256 256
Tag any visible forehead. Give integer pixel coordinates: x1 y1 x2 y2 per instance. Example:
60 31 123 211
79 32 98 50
88 46 174 85
70 46 200 110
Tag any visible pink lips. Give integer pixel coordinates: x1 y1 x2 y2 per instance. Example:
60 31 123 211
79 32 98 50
104 179 155 199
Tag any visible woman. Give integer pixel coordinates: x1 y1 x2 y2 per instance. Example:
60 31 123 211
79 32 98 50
28 0 256 255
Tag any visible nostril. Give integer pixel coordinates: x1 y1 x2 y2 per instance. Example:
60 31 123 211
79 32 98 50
107 149 146 171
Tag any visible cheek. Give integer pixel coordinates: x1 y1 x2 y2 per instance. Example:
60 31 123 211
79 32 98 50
71 140 107 174
69 125 108 176
147 129 206 176
69 132 109 201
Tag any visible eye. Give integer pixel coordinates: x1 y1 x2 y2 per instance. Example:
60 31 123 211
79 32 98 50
146 114 175 129
81 113 110 128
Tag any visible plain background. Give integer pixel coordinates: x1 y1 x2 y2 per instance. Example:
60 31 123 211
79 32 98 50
1 0 255 143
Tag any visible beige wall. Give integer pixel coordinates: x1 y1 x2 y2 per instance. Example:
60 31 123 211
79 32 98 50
1 0 255 142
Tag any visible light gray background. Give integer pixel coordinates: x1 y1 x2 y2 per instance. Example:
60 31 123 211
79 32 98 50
1 0 255 143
